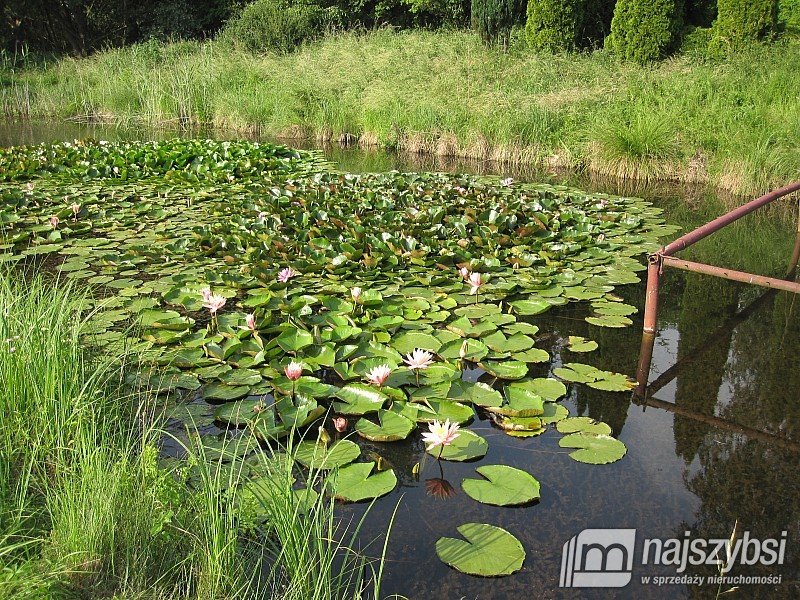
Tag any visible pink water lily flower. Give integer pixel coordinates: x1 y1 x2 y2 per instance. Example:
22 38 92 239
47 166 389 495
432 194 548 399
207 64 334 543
422 419 460 452
70 203 81 218
200 288 226 314
403 349 435 370
365 364 392 386
277 267 297 283
284 361 303 381
459 266 470 279
333 416 348 433
245 313 257 331
500 177 514 187
351 287 362 302
468 272 483 295
49 216 59 229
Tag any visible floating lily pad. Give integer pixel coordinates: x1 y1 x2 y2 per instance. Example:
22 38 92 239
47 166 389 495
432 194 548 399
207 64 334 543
461 465 541 506
329 462 397 502
294 439 360 469
426 429 488 462
566 336 598 353
559 433 627 464
436 523 525 577
556 416 612 435
355 409 416 442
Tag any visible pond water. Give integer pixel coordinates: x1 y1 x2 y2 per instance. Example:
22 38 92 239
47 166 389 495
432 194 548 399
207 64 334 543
3 121 798 599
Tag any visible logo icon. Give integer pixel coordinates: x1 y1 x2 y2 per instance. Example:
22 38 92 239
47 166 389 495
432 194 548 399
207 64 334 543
560 529 637 588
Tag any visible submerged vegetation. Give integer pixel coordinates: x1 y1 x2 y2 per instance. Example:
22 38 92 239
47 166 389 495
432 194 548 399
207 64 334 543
0 138 679 580
3 30 799 196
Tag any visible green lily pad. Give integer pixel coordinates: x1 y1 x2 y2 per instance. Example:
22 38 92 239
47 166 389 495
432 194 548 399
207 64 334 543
436 523 525 577
294 439 360 469
332 384 388 415
426 429 488 462
461 465 541 506
556 416 612 435
559 433 627 464
355 409 416 441
329 462 397 502
566 336 598 353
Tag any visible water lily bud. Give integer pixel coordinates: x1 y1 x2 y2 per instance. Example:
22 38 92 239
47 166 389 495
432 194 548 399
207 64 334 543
351 286 362 302
333 416 347 433
317 426 331 446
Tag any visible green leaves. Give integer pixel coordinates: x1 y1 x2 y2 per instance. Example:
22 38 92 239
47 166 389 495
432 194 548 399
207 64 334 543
329 462 397 502
294 440 360 469
355 410 416 441
559 433 627 464
436 523 525 577
553 362 635 392
426 430 488 462
462 465 540 506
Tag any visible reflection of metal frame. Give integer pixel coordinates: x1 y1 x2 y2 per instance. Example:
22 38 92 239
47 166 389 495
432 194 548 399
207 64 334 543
634 180 800 401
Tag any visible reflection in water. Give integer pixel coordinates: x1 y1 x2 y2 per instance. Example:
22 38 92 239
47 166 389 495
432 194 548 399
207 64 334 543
2 122 798 598
674 276 741 463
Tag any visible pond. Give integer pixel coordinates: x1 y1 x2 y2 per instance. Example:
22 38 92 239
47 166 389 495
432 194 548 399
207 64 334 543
1 121 798 599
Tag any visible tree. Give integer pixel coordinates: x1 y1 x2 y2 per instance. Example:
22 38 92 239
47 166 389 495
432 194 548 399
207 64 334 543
607 0 684 64
714 0 778 46
525 0 584 53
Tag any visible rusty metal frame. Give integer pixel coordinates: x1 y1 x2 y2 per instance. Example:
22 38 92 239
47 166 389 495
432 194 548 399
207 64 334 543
635 180 800 398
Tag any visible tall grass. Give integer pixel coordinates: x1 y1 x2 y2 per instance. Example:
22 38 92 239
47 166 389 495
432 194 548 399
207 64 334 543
0 273 395 599
3 30 799 196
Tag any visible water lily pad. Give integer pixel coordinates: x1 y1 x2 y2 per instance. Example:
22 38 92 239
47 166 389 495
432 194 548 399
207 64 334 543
329 462 397 502
355 409 416 442
426 429 488 462
436 523 525 577
462 465 541 506
566 336 598 353
294 439 360 470
478 360 528 380
556 416 612 435
332 384 387 415
559 433 627 464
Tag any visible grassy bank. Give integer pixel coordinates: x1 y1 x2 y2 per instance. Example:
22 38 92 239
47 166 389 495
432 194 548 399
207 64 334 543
0 273 391 600
3 30 800 197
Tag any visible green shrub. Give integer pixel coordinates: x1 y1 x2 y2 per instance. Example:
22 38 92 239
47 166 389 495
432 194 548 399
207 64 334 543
607 0 684 63
525 0 584 52
472 0 516 48
713 0 778 46
778 0 800 30
222 0 327 54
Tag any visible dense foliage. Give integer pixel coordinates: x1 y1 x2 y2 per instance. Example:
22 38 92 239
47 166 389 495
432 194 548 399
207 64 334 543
524 0 583 52
714 0 778 46
221 0 328 53
607 0 684 63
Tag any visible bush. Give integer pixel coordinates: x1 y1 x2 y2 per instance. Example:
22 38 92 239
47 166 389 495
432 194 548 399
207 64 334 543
472 0 516 48
607 0 684 64
222 0 327 54
713 0 778 46
779 0 800 31
525 0 584 53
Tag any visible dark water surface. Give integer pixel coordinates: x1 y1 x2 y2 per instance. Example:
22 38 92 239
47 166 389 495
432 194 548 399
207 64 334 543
3 121 798 599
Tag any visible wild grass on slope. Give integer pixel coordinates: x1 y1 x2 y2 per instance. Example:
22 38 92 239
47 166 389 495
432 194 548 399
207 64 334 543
0 274 393 599
3 30 799 196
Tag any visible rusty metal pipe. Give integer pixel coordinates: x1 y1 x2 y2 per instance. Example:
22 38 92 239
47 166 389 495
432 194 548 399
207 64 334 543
661 181 800 256
642 255 661 334
661 255 800 293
